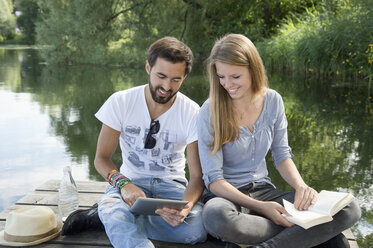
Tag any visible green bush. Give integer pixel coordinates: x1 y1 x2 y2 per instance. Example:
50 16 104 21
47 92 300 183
258 0 373 80
0 0 16 41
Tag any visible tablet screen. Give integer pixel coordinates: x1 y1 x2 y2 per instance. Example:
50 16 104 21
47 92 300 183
129 197 189 215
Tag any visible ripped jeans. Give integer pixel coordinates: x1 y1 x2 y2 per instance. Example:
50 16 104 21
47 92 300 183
98 177 207 248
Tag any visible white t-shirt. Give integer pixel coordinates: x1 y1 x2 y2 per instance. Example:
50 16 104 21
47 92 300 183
95 84 200 184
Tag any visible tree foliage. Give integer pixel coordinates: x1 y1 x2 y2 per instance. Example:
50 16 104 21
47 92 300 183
258 0 373 79
35 0 118 64
0 0 15 41
15 0 324 65
12 0 372 80
14 0 39 44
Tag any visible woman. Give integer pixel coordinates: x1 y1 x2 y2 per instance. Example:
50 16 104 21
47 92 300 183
197 34 361 248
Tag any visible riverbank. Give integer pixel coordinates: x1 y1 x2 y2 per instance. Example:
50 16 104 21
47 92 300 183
0 44 42 49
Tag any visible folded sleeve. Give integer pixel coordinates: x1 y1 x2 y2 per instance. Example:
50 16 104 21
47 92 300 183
197 101 225 189
270 94 294 167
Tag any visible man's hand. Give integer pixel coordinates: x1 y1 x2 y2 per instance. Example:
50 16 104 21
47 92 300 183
120 183 146 207
260 201 294 227
155 202 192 227
294 185 318 210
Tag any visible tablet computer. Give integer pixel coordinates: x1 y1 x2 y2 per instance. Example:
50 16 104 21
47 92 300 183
129 197 189 215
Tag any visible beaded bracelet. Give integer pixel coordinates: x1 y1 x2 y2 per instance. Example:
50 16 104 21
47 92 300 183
107 169 132 190
107 169 119 181
108 170 121 184
112 174 126 187
117 178 132 190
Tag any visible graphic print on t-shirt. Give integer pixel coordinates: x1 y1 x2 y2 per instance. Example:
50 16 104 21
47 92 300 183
125 124 179 172
94 85 199 182
128 152 145 168
125 125 141 146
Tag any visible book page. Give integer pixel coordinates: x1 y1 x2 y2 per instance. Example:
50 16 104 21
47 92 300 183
283 199 328 219
283 199 332 229
308 190 353 216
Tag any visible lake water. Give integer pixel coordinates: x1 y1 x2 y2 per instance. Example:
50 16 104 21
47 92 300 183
0 48 372 245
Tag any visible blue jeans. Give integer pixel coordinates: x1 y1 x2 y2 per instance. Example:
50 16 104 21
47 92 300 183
202 182 361 248
98 177 207 248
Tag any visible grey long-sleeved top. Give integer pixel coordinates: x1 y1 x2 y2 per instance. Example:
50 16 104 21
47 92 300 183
197 89 294 190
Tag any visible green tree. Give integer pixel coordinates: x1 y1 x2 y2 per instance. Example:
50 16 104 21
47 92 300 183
15 0 40 44
36 0 119 64
0 0 15 41
32 0 325 65
258 0 373 79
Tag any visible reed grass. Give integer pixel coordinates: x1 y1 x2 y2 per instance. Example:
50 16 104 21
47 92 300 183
258 0 373 81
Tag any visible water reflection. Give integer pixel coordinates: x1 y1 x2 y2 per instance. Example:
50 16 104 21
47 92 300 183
0 49 92 211
0 49 372 246
268 72 373 192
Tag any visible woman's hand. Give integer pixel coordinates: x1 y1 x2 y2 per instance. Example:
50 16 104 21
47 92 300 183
260 201 294 227
120 183 146 207
276 159 319 210
155 202 192 227
294 185 318 210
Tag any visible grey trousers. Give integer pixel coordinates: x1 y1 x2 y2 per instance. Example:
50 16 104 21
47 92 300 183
202 182 361 248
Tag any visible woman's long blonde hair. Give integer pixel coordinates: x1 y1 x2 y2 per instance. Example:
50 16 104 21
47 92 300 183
207 34 268 154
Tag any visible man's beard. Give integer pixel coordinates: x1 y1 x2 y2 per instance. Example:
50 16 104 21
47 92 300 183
149 81 178 104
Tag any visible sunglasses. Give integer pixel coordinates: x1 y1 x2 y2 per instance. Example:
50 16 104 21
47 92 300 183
144 120 160 149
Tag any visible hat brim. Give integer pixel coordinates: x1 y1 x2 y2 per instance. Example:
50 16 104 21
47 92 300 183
0 221 62 247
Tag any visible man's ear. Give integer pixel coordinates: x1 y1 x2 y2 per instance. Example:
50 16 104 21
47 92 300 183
145 60 151 74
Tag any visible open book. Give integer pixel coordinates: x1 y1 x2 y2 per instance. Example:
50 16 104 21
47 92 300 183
283 190 355 229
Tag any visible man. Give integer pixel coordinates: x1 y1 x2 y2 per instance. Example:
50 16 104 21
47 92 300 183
62 37 207 247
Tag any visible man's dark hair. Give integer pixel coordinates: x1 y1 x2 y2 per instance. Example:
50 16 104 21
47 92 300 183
147 36 193 75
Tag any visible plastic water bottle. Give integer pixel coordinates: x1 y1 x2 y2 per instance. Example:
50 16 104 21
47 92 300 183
58 166 79 221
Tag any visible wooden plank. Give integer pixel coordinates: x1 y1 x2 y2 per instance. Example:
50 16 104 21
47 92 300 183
1 180 226 247
15 191 103 208
48 231 112 247
1 218 359 248
1 220 223 248
343 228 356 240
0 180 360 248
0 232 222 248
48 232 225 248
0 230 110 247
152 238 225 248
0 205 91 221
36 179 108 193
15 244 110 248
349 241 359 248
343 229 359 248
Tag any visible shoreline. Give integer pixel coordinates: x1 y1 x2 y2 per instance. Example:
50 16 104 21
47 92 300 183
0 44 41 50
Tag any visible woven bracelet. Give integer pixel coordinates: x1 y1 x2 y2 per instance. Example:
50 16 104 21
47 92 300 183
118 178 132 190
111 174 125 187
107 169 119 180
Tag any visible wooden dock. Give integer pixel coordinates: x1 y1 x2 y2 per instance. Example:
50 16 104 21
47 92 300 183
0 180 359 247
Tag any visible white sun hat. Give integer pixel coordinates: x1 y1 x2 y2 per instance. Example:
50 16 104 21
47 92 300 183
0 206 62 246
